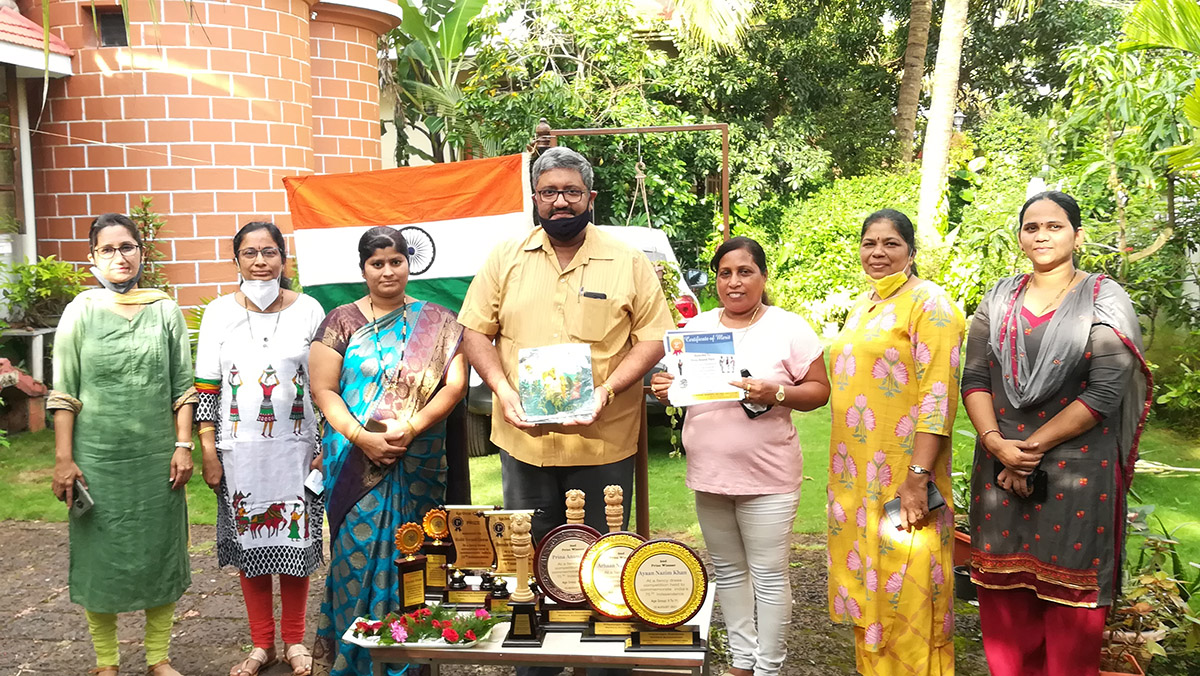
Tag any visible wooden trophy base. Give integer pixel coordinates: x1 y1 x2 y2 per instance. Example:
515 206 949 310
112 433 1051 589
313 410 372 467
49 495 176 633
625 625 707 652
502 600 546 647
581 616 642 642
538 602 594 632
441 585 490 610
422 541 453 596
393 555 428 614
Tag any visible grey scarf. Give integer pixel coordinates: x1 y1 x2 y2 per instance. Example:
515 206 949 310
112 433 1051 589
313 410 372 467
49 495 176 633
983 272 1150 480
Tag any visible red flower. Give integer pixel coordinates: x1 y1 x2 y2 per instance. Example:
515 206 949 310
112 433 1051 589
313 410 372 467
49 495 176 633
1057 461 1066 469
1076 510 1085 519
1055 493 1064 501
465 630 477 641
1079 478 1088 487
1074 542 1082 550
1100 460 1108 468
1001 530 1010 538
1080 445 1089 453
1023 514 1031 521
1051 555 1058 563
442 628 460 643
1097 526 1105 534
1002 499 1010 507
1054 524 1061 532
1035 534 1041 541
1099 494 1108 502
1017 423 1026 432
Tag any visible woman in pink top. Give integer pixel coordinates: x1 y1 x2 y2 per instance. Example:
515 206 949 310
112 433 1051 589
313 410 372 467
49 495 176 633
651 237 830 676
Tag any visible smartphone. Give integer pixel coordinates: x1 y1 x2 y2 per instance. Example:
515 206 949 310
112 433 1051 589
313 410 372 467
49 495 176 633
739 369 771 419
883 481 946 530
70 478 94 517
993 463 1048 502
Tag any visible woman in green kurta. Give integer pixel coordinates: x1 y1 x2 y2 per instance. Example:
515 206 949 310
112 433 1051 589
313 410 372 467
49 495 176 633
49 213 198 676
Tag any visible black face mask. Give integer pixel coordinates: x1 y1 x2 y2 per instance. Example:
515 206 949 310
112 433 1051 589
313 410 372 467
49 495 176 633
538 209 592 243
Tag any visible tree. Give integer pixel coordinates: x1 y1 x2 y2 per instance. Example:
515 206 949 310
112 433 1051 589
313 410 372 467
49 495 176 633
671 0 759 50
916 0 969 243
1123 0 1200 170
895 0 932 163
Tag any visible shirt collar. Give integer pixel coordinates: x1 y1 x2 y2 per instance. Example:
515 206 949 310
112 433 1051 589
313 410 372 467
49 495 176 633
523 224 614 270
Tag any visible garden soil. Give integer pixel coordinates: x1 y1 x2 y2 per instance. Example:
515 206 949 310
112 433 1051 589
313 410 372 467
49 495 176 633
0 522 989 675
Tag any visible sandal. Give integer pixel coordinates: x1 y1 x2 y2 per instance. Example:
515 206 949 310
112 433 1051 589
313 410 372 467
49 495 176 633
229 648 277 676
89 667 119 676
147 660 183 676
284 644 312 676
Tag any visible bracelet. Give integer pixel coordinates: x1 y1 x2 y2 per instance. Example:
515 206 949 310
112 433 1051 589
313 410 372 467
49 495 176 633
197 426 216 436
601 382 616 401
980 428 1002 442
348 425 364 444
908 464 931 476
403 419 416 437
175 441 195 450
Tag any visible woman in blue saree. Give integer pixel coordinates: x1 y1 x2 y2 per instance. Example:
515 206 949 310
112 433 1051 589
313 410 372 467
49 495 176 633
309 226 467 676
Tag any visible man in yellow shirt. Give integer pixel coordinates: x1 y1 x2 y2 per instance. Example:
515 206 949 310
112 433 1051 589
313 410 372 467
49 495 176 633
459 146 673 542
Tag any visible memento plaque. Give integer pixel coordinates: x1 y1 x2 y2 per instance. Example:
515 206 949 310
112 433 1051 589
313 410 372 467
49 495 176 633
445 505 497 570
620 540 708 628
422 508 453 592
536 525 600 605
579 532 646 619
485 510 524 575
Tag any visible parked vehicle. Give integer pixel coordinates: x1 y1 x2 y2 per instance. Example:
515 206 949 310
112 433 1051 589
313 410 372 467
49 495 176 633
464 226 708 457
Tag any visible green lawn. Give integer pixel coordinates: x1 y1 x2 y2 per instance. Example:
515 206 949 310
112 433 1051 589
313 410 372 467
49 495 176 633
3 410 1198 567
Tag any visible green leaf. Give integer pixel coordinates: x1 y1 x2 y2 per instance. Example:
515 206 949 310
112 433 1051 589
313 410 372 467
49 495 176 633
439 0 489 63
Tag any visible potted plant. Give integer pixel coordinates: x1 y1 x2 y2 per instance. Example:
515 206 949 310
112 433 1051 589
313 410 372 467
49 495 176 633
0 256 89 327
1101 506 1200 674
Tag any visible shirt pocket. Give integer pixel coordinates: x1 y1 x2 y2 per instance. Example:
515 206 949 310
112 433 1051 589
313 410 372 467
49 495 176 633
568 294 621 343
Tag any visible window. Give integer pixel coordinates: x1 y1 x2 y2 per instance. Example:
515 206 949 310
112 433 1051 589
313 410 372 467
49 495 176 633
93 9 128 48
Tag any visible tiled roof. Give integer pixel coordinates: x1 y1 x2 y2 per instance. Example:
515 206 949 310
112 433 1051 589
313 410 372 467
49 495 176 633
0 8 73 57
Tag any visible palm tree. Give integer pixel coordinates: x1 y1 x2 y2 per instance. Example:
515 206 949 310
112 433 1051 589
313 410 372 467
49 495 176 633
667 0 758 50
895 0 932 164
1124 0 1200 170
915 0 969 242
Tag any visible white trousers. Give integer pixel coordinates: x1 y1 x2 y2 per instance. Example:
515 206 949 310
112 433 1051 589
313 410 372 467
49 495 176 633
694 489 800 676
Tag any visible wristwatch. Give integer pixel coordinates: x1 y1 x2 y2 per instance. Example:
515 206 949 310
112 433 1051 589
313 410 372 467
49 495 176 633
775 385 786 402
908 464 931 476
175 441 195 450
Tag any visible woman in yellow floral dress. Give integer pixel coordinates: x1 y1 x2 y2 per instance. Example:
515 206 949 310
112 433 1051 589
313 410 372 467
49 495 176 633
827 209 965 675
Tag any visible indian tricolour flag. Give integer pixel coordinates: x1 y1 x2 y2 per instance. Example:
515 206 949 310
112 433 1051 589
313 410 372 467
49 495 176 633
284 153 533 312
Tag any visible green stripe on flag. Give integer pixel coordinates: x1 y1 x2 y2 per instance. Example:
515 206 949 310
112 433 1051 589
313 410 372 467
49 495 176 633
306 277 474 315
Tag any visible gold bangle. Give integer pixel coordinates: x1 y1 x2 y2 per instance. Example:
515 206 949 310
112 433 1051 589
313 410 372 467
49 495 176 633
601 382 616 400
349 425 364 444
404 419 416 437
197 426 216 436
980 428 1002 441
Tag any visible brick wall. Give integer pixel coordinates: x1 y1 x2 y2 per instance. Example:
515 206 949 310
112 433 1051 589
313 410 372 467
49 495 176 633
28 0 397 306
310 12 384 175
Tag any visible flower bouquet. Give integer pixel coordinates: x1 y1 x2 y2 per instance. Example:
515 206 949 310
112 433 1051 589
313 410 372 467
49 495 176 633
344 605 503 649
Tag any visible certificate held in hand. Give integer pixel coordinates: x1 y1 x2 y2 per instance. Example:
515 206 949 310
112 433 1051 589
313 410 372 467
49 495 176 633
662 330 744 407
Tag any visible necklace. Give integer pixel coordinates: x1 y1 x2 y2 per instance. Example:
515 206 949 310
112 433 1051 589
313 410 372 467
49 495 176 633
368 296 408 365
719 303 761 329
243 296 281 348
1032 270 1079 315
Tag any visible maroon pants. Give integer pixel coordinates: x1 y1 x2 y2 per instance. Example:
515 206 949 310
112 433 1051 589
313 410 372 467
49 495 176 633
977 586 1108 676
239 572 310 648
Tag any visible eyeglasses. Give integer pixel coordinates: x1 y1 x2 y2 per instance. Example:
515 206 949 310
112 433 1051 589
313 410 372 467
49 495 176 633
534 189 587 204
238 247 282 261
93 244 140 259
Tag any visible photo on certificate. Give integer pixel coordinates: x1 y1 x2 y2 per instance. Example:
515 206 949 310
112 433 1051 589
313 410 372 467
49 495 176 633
517 343 595 424
662 330 743 406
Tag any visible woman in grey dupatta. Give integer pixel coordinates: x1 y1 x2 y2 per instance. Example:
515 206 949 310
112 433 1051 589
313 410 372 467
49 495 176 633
960 191 1151 676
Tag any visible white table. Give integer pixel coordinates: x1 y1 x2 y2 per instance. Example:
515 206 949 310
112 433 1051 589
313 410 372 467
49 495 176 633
0 326 55 383
364 584 716 676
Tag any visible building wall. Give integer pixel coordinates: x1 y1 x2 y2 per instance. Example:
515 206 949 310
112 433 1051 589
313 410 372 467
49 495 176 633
26 0 397 305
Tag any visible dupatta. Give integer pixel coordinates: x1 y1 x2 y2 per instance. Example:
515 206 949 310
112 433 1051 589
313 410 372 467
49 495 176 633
982 272 1152 493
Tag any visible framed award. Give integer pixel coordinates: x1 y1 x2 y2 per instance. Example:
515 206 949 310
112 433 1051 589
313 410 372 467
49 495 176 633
579 531 645 619
620 539 708 628
535 524 600 606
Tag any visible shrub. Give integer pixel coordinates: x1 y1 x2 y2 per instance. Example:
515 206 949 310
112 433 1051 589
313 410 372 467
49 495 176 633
0 256 89 327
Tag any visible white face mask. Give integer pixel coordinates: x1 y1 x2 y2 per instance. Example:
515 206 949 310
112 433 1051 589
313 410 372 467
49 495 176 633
241 278 281 311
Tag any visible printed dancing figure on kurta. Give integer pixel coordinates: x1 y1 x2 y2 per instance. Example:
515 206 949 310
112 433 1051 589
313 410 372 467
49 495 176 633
258 366 279 437
291 366 307 435
228 365 242 437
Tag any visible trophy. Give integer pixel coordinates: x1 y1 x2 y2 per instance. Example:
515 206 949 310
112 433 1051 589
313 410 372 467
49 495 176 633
422 508 453 596
537 490 600 631
580 485 645 640
487 577 511 615
502 512 545 647
621 539 709 651
393 522 428 613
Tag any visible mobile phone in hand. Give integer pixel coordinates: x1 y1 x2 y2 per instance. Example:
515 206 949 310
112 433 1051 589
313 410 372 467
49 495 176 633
70 478 94 517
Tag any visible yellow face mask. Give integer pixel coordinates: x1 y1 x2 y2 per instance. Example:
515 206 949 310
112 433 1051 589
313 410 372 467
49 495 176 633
870 269 909 299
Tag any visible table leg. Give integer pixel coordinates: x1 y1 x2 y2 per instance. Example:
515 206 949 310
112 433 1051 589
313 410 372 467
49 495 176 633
431 663 441 676
30 334 43 383
374 661 385 676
